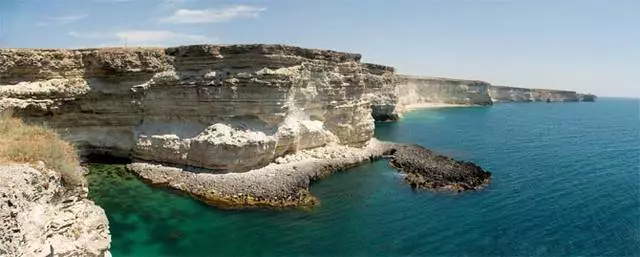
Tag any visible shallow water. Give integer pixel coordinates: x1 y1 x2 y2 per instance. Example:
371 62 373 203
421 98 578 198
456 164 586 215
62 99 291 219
88 98 640 256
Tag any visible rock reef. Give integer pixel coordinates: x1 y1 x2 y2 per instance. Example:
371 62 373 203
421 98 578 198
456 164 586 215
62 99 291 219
390 144 491 192
0 164 111 257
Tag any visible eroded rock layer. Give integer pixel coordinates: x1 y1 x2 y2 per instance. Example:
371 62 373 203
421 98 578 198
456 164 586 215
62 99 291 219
1 45 393 172
489 85 583 103
395 75 494 108
0 164 111 256
367 75 597 121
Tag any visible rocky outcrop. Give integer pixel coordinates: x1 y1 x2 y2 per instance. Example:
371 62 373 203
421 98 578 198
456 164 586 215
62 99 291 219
0 164 111 256
489 85 580 102
390 145 491 192
127 140 489 208
1 45 387 173
362 63 398 121
577 93 597 102
128 139 395 208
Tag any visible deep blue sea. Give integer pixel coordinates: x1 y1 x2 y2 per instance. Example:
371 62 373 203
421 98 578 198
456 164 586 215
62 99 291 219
88 98 640 257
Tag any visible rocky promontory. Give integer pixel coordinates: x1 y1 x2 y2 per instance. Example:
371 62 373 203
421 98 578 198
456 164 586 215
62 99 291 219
0 43 596 210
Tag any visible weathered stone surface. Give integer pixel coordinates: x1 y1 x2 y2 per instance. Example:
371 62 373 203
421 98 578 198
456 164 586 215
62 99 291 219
362 63 398 122
127 139 493 208
390 144 491 192
395 75 494 109
0 164 111 257
2 45 377 172
127 139 395 208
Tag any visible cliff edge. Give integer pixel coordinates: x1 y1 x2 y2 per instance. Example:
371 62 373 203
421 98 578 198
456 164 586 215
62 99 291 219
0 115 111 257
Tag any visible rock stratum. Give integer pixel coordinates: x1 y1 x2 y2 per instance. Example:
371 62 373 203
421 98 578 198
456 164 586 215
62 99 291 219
0 44 595 209
1 45 385 172
0 164 111 257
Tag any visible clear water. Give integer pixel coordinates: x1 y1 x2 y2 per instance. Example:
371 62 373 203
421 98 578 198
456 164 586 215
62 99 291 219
87 98 640 257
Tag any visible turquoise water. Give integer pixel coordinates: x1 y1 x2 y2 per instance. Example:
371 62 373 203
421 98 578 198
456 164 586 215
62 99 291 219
88 98 640 257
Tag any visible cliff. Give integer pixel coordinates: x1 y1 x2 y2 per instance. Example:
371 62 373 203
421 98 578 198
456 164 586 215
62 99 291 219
366 75 596 121
395 75 494 108
1 45 390 173
489 85 582 102
1 43 594 209
362 63 399 121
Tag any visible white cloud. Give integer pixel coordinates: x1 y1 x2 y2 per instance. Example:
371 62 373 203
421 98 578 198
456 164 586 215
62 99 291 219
36 14 88 27
163 0 186 4
91 0 135 2
68 31 107 39
115 30 209 43
159 5 266 24
157 0 188 10
69 29 216 46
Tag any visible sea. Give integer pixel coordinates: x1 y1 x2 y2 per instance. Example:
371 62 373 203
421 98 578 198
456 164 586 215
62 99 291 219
87 97 640 257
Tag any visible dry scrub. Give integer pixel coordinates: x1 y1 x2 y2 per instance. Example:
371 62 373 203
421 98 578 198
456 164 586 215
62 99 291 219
0 113 84 187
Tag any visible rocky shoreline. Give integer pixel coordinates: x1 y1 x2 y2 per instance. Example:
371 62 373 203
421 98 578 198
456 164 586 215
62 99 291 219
127 139 491 209
390 144 491 192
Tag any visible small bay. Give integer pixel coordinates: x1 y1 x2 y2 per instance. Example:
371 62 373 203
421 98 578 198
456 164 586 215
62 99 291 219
88 98 640 257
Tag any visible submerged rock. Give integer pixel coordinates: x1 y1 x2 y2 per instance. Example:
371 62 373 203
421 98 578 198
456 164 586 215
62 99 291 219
389 144 491 192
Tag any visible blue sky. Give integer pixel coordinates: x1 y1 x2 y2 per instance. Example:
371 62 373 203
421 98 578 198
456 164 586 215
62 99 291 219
0 0 638 97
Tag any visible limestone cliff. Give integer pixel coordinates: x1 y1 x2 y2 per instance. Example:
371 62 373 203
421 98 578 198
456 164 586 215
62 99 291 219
1 45 391 172
0 44 594 209
366 74 596 121
395 75 494 108
362 63 398 121
489 85 581 102
0 44 597 171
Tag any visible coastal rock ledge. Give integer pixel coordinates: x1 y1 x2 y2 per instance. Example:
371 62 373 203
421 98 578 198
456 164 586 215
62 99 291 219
127 140 491 209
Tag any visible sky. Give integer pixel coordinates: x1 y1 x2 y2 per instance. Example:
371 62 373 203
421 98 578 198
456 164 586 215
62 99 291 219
0 0 638 97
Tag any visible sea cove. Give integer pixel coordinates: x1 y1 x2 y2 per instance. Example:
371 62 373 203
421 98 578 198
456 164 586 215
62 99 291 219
88 98 639 257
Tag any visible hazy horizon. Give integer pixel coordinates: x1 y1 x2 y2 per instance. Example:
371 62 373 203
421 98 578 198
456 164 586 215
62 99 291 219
1 0 637 97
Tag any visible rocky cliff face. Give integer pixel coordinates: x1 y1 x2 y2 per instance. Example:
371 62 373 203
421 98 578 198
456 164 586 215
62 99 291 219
1 45 392 172
365 75 596 121
489 85 580 102
362 63 398 121
0 164 111 256
395 75 494 109
0 44 597 171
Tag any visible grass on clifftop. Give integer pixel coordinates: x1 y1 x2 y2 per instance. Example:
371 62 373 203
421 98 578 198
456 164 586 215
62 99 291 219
0 112 84 187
